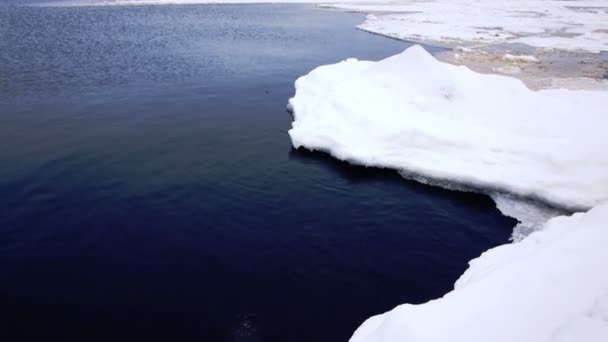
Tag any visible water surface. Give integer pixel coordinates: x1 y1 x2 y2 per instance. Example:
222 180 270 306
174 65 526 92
0 2 515 341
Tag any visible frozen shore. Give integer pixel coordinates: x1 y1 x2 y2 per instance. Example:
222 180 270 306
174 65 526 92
288 2 608 341
322 1 608 52
321 0 608 90
287 46 608 342
288 44 608 221
350 203 608 342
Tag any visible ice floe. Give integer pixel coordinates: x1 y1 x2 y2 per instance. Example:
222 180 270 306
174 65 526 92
288 45 608 212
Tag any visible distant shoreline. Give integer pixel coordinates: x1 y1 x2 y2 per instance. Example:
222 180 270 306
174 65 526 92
320 1 608 90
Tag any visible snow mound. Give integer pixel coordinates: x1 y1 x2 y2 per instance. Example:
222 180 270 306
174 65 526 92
288 45 608 211
350 203 608 342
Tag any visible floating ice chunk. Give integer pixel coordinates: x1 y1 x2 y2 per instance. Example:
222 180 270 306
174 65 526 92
288 45 608 211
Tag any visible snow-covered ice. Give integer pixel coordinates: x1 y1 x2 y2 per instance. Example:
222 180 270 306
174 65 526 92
288 45 608 211
319 0 608 88
323 0 608 53
350 203 608 342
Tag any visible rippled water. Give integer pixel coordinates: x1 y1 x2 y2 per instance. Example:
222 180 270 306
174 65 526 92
0 2 515 341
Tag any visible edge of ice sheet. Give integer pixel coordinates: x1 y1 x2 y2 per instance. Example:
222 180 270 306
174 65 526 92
350 203 608 342
491 193 564 241
288 43 608 342
288 45 608 212
395 169 566 241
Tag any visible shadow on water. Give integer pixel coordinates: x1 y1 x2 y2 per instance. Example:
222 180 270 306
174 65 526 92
289 147 512 214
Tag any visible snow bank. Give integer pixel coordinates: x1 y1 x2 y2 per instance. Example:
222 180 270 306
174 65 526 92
350 203 608 342
323 0 608 53
288 45 608 211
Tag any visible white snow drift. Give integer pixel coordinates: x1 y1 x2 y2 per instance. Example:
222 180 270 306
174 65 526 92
350 203 608 342
288 45 608 211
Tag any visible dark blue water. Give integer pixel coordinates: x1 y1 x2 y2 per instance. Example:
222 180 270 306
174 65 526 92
0 2 516 341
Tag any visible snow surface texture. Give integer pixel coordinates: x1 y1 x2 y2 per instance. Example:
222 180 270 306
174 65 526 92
288 45 608 212
323 0 608 53
350 203 608 342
